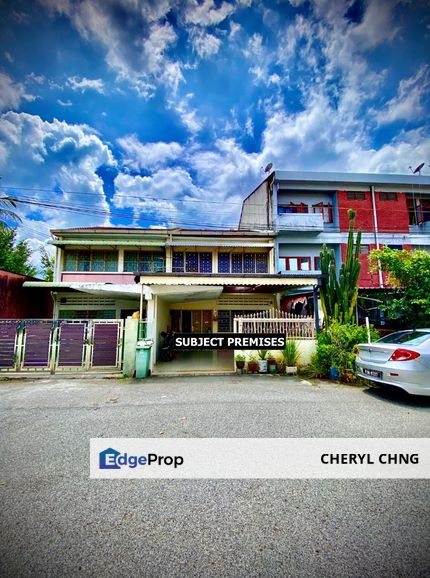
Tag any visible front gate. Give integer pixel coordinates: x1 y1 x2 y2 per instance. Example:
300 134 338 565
0 319 124 372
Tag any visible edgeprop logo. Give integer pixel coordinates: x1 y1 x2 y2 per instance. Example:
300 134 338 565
99 447 184 470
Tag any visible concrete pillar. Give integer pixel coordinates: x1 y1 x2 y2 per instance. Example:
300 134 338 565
118 248 125 273
146 296 156 372
122 317 139 377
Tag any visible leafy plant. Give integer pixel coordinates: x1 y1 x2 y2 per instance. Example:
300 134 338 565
248 354 258 362
235 354 246 361
0 225 37 276
0 196 21 228
320 209 361 325
281 340 300 366
310 322 379 380
257 349 268 360
369 247 430 328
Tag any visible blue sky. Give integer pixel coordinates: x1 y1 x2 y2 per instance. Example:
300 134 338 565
0 0 429 267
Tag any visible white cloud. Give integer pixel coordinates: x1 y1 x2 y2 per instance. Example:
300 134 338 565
171 94 204 133
0 112 115 233
184 0 235 26
57 99 73 106
0 73 29 111
38 0 183 96
117 134 183 171
229 21 241 38
113 168 195 226
375 65 430 125
67 76 105 93
190 28 222 58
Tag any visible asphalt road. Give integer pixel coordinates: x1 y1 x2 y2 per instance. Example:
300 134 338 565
1 375 429 578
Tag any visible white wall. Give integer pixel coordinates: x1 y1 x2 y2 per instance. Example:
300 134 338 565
239 180 271 229
235 340 316 366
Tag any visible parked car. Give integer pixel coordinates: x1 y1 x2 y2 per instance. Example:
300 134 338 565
356 329 430 396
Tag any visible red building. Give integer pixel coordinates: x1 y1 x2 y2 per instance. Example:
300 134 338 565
0 270 53 318
239 171 430 290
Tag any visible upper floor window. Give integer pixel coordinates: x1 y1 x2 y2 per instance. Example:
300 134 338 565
312 202 333 223
278 202 309 214
124 251 165 273
347 191 365 200
283 256 311 271
218 252 268 274
172 252 212 273
379 192 397 201
64 250 118 272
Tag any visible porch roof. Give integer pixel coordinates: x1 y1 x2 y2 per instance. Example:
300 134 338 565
48 239 165 247
137 273 319 287
165 241 273 248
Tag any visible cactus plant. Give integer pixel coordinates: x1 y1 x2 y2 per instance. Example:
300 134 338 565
320 209 361 325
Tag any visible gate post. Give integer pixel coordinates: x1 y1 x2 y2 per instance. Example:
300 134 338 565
85 321 92 370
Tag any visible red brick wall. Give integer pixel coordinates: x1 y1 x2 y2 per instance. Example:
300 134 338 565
0 270 53 318
337 190 409 233
340 244 380 288
338 190 374 231
375 192 409 233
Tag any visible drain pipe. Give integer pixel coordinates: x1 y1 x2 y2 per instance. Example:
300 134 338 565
370 185 384 288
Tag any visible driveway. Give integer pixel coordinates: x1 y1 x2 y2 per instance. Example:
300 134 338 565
0 375 429 577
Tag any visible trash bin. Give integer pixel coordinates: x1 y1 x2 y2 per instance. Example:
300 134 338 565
136 339 153 378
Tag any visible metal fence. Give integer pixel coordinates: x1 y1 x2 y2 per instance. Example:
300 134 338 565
233 309 316 340
0 319 124 372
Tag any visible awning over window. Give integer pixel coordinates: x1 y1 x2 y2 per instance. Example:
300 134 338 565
165 241 273 248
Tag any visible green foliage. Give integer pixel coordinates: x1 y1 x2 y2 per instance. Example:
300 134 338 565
320 209 361 325
310 322 379 380
0 225 37 276
40 247 55 281
0 196 21 228
235 354 246 361
281 340 300 366
257 349 268 359
369 247 430 328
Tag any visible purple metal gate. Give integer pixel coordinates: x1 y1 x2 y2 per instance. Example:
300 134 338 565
57 322 87 367
0 322 18 368
92 322 120 367
23 323 52 368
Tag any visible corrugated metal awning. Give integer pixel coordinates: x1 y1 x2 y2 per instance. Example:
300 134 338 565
165 241 273 248
48 240 165 247
139 275 318 287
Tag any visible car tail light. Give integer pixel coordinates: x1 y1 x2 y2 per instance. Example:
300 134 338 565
389 348 420 361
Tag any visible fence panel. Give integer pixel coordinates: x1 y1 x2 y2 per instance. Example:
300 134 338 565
57 322 88 368
0 319 124 372
91 321 122 368
22 322 53 369
233 309 316 340
0 321 19 370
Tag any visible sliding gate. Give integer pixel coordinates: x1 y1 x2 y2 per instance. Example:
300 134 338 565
0 319 123 372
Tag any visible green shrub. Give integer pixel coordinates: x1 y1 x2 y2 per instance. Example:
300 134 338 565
281 340 301 366
310 322 379 380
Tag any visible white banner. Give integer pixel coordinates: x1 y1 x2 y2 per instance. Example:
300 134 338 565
90 438 430 479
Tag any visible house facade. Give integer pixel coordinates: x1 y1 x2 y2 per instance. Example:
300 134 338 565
24 227 319 373
239 171 430 291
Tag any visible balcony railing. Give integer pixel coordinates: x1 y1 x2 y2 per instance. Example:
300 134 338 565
275 212 324 231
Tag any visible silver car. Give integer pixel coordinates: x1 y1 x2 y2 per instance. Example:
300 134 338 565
356 329 430 396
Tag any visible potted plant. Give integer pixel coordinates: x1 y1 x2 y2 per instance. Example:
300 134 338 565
267 353 277 374
281 340 300 375
235 354 246 372
247 354 259 373
257 350 268 373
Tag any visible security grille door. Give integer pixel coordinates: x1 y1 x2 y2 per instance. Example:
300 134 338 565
57 322 87 367
0 322 18 368
23 323 52 368
92 322 120 367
